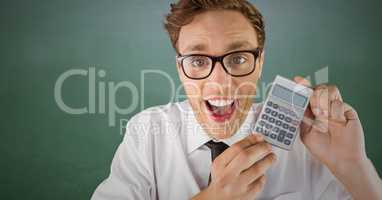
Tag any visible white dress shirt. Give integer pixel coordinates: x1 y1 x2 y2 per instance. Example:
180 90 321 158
91 100 352 200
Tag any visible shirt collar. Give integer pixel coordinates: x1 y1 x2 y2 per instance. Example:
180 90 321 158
185 101 261 154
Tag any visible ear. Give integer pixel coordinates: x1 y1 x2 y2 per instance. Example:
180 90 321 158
257 50 265 78
175 56 181 73
175 56 185 80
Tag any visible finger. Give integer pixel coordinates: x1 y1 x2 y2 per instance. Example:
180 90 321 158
309 84 346 133
310 86 329 118
300 104 315 133
311 97 330 133
327 85 343 102
254 103 263 121
309 85 323 116
226 141 273 173
329 99 346 124
311 118 329 133
240 153 276 185
293 76 312 87
312 85 343 112
213 134 264 170
243 175 266 200
344 103 358 121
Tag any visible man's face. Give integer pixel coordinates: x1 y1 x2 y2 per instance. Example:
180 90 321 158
177 10 264 139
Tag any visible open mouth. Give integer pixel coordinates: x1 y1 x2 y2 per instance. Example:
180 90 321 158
204 98 237 122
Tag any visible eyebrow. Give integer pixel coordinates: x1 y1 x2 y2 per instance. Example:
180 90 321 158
183 43 207 53
182 40 256 54
226 41 255 52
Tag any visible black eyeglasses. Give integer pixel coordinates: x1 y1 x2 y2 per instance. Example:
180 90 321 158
176 48 261 80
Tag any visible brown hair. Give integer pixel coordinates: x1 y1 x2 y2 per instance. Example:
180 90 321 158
163 0 265 52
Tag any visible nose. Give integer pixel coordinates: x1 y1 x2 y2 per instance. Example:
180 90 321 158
207 62 232 85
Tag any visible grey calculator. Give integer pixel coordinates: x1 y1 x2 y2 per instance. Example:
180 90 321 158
254 75 313 150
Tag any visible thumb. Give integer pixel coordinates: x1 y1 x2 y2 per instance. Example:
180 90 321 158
344 103 358 121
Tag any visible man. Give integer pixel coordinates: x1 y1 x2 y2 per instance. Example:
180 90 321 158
92 0 382 199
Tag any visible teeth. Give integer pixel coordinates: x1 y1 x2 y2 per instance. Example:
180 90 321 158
207 99 234 107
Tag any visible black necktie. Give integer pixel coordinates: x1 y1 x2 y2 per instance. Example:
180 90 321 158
205 140 229 185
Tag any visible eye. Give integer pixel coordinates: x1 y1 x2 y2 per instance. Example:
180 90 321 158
230 55 247 65
190 57 209 68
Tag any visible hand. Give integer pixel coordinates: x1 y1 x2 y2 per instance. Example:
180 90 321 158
294 77 366 171
295 76 382 200
192 134 276 200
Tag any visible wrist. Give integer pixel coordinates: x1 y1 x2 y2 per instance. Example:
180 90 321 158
329 158 382 200
191 186 213 200
328 156 370 180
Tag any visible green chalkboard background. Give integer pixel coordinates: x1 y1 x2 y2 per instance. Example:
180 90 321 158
1 0 381 199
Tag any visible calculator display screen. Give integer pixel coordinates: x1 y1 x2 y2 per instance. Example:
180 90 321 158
272 84 307 107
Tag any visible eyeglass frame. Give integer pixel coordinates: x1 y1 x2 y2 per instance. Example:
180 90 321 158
176 47 262 80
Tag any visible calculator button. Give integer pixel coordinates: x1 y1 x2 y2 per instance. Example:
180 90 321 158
291 120 299 126
280 129 287 135
256 127 263 133
269 117 275 123
267 101 273 106
285 116 292 123
286 133 294 139
278 113 285 120
261 114 268 120
271 110 278 117
259 120 266 127
270 133 277 139
284 139 291 145
272 127 280 133
265 123 273 130
277 133 285 142
275 120 282 126
272 103 279 109
282 123 289 130
265 108 271 113
289 126 296 132
263 130 270 136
